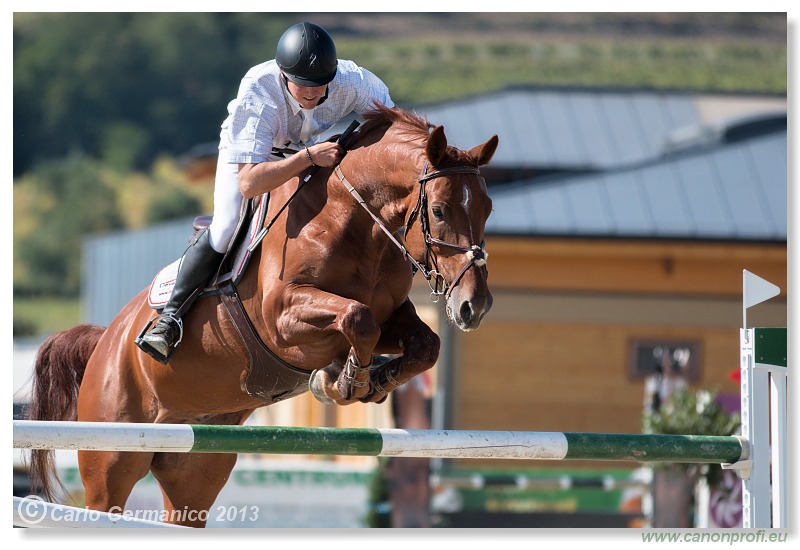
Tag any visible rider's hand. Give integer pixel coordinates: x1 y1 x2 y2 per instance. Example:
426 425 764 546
307 142 343 168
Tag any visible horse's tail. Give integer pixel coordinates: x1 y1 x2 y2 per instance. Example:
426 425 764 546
26 324 105 502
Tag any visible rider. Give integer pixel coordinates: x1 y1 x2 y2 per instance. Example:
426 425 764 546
136 21 394 363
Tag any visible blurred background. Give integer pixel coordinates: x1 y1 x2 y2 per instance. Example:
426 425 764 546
13 12 787 529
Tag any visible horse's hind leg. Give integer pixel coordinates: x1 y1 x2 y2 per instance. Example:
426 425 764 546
80 450 154 513
77 338 156 513
150 452 238 527
149 411 253 527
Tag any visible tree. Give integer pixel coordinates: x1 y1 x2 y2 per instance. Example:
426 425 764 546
13 13 283 176
14 154 124 296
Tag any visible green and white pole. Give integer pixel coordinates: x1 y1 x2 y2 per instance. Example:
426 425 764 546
13 420 745 463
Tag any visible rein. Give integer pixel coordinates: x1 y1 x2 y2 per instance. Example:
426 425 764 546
334 161 488 302
248 121 361 253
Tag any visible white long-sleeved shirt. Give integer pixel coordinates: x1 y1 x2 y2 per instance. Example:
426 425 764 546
220 59 394 163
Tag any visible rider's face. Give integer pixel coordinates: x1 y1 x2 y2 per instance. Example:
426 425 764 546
285 77 327 109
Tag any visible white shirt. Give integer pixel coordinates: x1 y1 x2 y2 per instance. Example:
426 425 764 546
220 59 394 163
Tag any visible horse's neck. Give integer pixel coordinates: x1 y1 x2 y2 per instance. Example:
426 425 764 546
342 143 422 230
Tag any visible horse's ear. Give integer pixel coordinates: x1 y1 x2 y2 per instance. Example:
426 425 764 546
468 134 499 167
426 126 448 167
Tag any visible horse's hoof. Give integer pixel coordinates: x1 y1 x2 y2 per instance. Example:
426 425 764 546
308 369 336 405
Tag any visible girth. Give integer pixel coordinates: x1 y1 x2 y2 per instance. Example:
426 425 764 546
218 281 311 404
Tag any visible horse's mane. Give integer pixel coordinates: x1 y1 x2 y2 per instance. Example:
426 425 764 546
359 102 431 138
358 103 477 167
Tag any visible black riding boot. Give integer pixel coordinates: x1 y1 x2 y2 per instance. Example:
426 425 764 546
135 229 224 364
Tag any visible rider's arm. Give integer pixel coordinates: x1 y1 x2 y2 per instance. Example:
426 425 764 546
238 141 343 199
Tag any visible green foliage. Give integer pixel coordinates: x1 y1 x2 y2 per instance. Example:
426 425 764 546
100 121 151 172
13 152 208 305
14 154 124 297
642 386 740 437
144 186 203 225
337 34 786 105
365 459 392 528
643 386 740 487
13 13 298 177
13 316 37 339
14 297 81 338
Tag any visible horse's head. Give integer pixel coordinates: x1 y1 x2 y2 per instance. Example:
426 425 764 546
406 124 499 331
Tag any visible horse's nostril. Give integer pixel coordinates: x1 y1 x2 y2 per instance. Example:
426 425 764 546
459 301 473 323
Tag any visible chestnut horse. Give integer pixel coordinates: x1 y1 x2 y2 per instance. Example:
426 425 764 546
27 105 498 527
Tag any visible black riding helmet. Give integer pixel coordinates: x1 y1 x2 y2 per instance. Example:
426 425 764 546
276 22 338 87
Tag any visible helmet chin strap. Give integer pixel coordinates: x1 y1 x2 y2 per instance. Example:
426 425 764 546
281 73 329 107
316 86 329 106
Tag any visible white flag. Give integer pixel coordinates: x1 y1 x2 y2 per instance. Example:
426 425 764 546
743 270 781 308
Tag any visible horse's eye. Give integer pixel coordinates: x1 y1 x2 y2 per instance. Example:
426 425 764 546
431 206 444 221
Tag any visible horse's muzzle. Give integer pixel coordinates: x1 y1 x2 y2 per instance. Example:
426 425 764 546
446 288 493 332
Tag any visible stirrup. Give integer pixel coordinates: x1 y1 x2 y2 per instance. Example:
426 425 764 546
134 313 184 364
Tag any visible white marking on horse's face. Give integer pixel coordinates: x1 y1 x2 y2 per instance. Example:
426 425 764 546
461 186 471 211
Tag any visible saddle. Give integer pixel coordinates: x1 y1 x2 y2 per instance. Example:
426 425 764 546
144 195 311 404
146 196 268 308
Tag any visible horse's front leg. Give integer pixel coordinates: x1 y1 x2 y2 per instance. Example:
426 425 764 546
359 299 441 404
276 286 380 405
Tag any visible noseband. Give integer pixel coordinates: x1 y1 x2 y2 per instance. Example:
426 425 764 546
335 161 488 303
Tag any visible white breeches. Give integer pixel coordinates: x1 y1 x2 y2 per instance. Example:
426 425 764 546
207 155 242 254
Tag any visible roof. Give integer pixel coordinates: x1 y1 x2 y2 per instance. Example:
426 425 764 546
485 125 786 242
414 87 701 170
410 86 786 242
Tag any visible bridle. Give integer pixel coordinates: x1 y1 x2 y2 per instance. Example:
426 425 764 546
334 160 488 303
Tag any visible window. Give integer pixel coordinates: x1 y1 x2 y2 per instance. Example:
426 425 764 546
628 338 702 382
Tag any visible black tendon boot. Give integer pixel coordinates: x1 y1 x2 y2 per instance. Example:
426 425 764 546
135 229 225 363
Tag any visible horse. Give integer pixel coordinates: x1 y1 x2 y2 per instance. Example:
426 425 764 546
27 104 498 527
